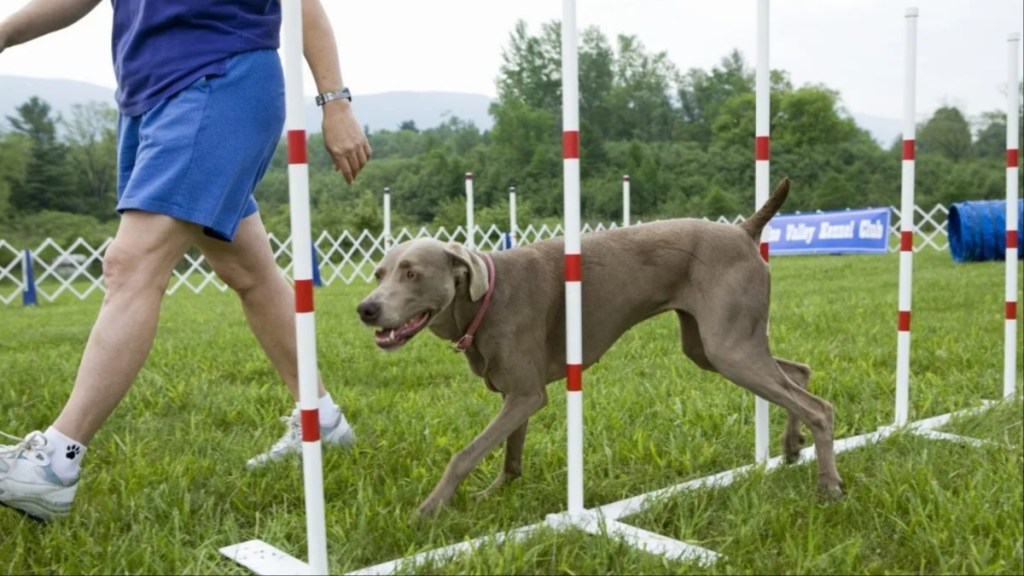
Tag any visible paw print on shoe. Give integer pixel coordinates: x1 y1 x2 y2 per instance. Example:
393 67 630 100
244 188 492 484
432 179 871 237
65 445 81 460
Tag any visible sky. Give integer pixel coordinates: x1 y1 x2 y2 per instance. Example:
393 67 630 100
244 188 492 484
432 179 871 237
0 0 1022 123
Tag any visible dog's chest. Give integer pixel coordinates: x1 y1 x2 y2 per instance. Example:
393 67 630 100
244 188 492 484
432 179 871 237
464 350 501 393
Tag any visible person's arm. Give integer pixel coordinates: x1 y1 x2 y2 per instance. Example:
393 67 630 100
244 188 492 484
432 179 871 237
0 0 102 53
300 0 371 184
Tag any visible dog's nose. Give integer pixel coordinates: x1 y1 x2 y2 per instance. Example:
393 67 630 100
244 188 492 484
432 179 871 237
357 301 381 323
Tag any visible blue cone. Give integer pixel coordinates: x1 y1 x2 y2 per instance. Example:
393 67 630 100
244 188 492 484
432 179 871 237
23 249 38 307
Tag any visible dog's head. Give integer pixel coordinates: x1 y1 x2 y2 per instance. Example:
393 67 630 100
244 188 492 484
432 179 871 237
356 238 489 350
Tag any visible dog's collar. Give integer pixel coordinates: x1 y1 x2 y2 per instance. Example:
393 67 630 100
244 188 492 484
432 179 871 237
452 252 495 352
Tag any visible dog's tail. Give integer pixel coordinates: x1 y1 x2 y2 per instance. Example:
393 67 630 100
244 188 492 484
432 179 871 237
739 177 790 241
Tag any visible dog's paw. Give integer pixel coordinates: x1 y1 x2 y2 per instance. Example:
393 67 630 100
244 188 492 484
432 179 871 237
415 496 446 518
472 471 519 501
472 485 501 501
818 479 846 502
782 432 806 464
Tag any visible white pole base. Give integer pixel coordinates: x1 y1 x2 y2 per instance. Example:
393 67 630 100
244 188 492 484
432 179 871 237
545 510 720 566
226 401 1002 575
220 540 313 576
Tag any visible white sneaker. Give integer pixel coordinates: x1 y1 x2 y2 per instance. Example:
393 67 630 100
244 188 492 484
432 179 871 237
0 431 78 521
246 409 356 469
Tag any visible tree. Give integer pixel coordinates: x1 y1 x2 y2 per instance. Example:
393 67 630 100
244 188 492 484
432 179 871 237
813 173 855 210
774 85 858 149
6 97 79 214
917 106 972 162
496 20 562 114
65 101 118 218
0 128 30 223
579 27 615 140
604 34 677 142
677 50 754 146
486 100 559 201
972 111 1006 160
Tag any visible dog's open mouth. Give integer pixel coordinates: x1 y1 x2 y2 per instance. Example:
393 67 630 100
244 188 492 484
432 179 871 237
374 311 431 349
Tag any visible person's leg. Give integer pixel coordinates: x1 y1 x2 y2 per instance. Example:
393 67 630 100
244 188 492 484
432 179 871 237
0 211 196 521
196 212 325 401
51 212 197 445
196 212 355 467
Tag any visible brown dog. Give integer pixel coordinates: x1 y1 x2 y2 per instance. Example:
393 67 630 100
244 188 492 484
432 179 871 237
357 178 843 516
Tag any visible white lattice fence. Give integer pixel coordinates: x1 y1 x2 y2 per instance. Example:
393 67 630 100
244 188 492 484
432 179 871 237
0 205 950 305
891 204 950 251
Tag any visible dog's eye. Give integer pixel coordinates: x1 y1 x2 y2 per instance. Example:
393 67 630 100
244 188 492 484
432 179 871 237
406 269 417 281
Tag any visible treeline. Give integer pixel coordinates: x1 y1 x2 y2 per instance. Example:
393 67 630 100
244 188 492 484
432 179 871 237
1 20 1021 246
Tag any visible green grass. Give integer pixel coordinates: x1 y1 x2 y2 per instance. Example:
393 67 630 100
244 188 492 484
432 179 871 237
0 249 1021 574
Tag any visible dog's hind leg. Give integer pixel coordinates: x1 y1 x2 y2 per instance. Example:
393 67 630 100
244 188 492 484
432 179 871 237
682 312 814 467
704 337 844 499
473 417 528 500
418 390 547 516
677 311 716 372
776 358 811 463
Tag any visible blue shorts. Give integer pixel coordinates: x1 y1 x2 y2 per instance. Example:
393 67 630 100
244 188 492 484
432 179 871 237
116 49 285 242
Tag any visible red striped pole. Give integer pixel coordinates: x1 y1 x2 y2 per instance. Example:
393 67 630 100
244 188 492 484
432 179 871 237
1005 32 1020 399
383 186 392 253
465 172 475 250
622 175 631 227
282 1 329 572
895 7 918 426
754 0 771 463
561 0 585 516
509 185 518 247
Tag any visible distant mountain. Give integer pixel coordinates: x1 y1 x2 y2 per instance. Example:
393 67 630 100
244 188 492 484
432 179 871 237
0 76 116 125
2 75 903 144
0 75 495 133
327 91 494 133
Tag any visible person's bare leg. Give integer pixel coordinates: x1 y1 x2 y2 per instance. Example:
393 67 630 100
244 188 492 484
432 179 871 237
51 212 197 444
196 212 327 401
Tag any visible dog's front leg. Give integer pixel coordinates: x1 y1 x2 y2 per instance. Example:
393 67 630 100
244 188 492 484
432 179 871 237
418 391 547 517
473 419 528 500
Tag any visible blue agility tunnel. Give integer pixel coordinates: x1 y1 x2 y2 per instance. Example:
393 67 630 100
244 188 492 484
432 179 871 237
948 199 1024 263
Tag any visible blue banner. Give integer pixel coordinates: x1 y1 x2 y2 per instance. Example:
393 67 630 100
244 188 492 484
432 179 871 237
764 207 891 255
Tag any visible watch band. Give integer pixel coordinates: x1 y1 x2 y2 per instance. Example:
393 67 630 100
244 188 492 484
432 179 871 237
315 87 352 106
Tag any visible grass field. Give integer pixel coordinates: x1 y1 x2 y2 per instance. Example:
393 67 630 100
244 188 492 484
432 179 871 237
1 249 1021 575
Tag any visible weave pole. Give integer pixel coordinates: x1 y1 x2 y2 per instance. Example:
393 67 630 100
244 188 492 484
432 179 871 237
465 172 475 249
561 0 585 516
219 0 329 573
509 185 518 247
895 7 918 426
383 186 392 253
622 175 631 227
1005 32 1020 399
753 0 771 463
283 0 328 570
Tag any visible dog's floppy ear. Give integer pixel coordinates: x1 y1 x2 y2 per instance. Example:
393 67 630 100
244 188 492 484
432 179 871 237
444 243 489 301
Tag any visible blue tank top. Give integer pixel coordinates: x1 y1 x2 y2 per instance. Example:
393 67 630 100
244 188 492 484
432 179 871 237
111 0 281 116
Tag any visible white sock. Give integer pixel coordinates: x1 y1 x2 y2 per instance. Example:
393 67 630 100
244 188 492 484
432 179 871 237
294 393 345 428
43 426 87 483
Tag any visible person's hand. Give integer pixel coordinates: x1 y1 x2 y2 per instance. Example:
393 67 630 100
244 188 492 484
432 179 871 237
321 100 371 184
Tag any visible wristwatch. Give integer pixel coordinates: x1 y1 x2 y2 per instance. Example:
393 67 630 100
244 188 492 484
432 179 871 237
315 88 352 106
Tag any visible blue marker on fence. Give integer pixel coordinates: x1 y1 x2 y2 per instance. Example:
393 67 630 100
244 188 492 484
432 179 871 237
311 243 322 287
23 249 38 306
